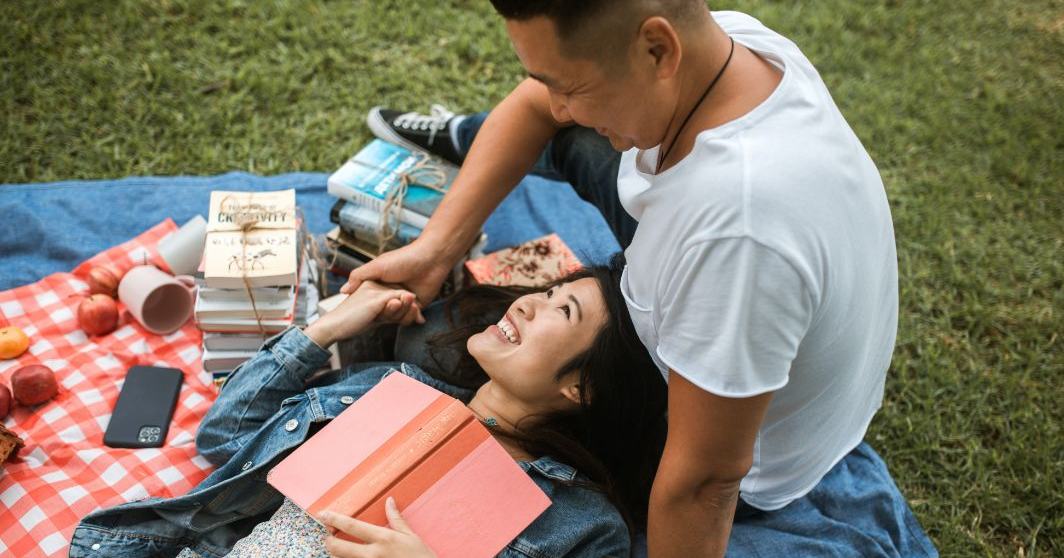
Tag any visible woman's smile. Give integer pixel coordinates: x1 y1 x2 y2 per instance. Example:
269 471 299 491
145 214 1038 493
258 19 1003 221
495 313 522 344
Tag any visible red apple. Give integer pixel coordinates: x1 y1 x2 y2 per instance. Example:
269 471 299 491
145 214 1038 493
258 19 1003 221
0 385 11 418
78 294 119 336
11 364 58 406
87 265 123 297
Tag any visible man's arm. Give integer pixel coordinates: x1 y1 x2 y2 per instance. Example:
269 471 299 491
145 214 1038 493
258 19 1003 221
647 371 774 558
343 78 568 306
419 77 568 264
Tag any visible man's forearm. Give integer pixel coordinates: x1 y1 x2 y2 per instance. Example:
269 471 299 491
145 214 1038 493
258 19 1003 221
647 477 740 558
420 79 563 262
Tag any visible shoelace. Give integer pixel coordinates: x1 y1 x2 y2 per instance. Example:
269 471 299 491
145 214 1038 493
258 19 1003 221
392 104 455 146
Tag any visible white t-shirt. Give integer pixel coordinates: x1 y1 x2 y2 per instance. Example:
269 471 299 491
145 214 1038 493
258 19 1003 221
617 11 898 510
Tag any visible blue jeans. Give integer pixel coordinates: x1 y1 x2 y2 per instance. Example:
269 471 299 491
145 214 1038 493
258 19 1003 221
456 112 638 249
634 442 939 557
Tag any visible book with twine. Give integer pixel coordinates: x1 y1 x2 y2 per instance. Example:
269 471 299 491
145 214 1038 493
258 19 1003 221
267 372 551 558
327 139 456 231
203 190 298 289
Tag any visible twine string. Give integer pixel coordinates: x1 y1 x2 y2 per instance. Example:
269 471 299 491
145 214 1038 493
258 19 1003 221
348 151 447 255
219 192 298 336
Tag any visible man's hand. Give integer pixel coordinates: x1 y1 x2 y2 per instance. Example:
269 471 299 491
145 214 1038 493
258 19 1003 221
304 282 416 348
340 240 453 325
319 497 437 558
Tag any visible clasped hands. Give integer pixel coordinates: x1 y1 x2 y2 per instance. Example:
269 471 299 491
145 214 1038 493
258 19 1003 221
306 237 456 347
303 280 422 349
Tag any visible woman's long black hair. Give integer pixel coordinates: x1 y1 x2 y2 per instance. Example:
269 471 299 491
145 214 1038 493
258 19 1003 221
424 253 668 533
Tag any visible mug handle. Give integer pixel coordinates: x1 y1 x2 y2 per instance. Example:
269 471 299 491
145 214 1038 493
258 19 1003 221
175 275 198 294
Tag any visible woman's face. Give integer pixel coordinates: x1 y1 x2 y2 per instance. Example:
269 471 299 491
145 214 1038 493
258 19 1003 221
467 277 607 410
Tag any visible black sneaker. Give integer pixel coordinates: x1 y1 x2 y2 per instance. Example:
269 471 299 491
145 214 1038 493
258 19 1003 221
366 104 465 166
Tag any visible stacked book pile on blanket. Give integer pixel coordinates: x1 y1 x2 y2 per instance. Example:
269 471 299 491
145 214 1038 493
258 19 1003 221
325 139 586 292
194 189 319 386
324 139 483 285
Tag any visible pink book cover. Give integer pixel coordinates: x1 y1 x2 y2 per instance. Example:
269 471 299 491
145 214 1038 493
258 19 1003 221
464 233 582 287
267 373 552 558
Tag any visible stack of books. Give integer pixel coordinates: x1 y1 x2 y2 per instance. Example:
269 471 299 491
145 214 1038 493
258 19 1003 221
194 189 319 387
324 139 457 275
324 139 487 295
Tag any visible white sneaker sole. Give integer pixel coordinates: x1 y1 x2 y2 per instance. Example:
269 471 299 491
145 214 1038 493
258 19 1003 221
365 107 432 155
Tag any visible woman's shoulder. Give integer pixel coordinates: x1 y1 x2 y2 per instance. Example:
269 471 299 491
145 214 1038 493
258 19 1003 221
504 457 631 558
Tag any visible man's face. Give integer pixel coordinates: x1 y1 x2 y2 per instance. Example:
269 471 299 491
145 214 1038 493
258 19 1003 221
506 16 666 152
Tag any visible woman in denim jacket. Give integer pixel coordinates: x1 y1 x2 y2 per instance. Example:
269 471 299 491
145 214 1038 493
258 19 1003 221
70 261 667 558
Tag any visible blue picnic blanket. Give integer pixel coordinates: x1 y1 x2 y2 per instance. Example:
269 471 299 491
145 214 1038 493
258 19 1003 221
0 171 935 556
0 171 619 291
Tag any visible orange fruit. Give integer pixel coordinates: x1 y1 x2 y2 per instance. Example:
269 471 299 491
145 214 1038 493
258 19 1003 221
0 326 30 360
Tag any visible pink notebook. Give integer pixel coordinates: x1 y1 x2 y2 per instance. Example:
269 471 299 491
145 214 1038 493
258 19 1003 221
267 372 551 558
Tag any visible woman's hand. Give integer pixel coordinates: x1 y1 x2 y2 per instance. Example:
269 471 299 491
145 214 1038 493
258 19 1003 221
304 282 417 348
340 240 454 325
320 497 437 558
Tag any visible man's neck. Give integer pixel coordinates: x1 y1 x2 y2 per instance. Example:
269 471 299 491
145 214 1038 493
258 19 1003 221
657 24 782 172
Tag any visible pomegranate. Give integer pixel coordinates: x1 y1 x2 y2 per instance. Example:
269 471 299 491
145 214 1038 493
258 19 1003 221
11 364 58 406
78 294 119 336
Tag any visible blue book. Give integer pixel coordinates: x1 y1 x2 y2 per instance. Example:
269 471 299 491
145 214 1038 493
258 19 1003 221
327 140 458 229
330 199 422 248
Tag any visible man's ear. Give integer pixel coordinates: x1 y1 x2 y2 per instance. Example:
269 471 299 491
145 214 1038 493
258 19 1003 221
637 16 682 80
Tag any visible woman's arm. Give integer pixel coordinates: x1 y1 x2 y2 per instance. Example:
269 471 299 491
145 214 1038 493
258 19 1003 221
195 282 415 465
194 327 332 465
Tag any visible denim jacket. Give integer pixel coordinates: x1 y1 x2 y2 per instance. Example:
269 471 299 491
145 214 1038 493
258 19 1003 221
70 327 630 558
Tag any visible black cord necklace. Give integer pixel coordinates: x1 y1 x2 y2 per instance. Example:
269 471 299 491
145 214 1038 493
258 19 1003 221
656 36 736 173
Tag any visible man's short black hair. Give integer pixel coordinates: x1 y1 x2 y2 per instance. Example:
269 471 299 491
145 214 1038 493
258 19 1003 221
489 0 705 64
489 0 615 38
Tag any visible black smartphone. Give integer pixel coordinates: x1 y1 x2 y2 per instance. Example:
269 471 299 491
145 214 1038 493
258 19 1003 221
103 365 184 448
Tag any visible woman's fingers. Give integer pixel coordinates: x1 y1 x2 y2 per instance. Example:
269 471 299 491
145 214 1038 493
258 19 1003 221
320 505 435 558
323 534 371 558
398 301 425 325
382 297 405 320
377 292 421 324
384 497 413 535
379 295 409 322
319 511 392 542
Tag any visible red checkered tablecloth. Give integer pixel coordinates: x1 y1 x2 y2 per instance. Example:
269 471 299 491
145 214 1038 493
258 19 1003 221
0 220 218 557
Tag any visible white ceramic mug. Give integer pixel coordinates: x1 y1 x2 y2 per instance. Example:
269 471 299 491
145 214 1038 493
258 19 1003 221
157 215 207 276
117 265 197 335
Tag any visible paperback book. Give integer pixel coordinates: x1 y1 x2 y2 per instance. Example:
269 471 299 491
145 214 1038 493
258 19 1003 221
198 284 294 304
267 373 550 558
325 226 380 261
202 332 270 352
201 349 259 373
330 198 422 249
194 293 293 320
327 139 458 229
203 189 299 289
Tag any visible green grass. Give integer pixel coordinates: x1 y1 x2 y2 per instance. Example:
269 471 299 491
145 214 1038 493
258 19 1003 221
2 0 1061 555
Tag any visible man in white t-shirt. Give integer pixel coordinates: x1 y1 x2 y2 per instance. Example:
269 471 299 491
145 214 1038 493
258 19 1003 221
341 2 928 556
